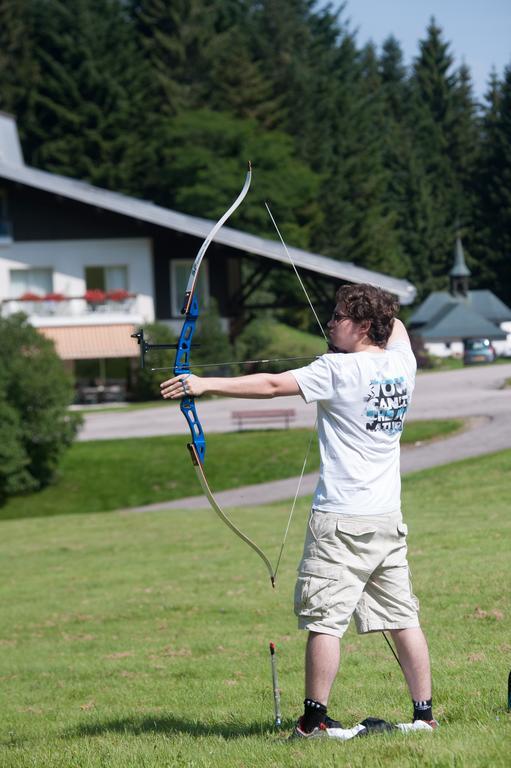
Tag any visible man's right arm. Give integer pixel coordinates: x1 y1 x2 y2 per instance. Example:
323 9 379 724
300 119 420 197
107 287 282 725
387 318 411 348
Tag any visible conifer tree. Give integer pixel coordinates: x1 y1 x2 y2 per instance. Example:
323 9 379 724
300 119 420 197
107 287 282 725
130 0 214 114
313 35 402 277
408 18 462 290
449 64 480 244
0 0 40 146
27 0 148 193
379 35 409 123
249 0 347 170
474 66 511 303
204 26 282 128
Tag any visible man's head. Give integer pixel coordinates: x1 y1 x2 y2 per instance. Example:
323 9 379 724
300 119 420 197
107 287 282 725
327 284 399 353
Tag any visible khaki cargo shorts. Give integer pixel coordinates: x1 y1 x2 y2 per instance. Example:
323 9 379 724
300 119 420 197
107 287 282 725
294 508 420 638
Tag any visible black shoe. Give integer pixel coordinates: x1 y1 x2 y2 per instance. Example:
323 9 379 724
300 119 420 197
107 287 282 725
324 715 343 728
358 717 398 735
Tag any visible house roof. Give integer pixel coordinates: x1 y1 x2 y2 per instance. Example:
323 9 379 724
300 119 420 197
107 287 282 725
0 114 416 304
470 290 511 323
418 302 507 341
410 290 511 326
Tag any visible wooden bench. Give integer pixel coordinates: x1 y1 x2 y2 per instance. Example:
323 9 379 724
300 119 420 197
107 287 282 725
231 408 296 431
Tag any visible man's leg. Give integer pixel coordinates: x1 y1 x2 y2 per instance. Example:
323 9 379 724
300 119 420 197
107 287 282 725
390 627 431 700
294 631 342 733
305 630 340 704
390 626 435 723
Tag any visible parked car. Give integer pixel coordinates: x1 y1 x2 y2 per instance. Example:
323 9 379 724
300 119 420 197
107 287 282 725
463 338 496 365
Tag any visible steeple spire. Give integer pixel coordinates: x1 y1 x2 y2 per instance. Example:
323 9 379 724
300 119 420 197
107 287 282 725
449 235 470 297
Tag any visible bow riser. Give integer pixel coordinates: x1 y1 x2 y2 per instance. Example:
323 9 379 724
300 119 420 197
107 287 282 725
181 398 206 463
174 293 206 461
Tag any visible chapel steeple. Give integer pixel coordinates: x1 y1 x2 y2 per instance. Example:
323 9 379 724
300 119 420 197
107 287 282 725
449 235 470 297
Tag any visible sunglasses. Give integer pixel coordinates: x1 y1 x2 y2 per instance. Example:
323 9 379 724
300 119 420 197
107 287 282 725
331 311 350 323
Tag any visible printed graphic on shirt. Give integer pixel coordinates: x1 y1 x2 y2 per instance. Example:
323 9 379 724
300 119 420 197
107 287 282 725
364 376 410 433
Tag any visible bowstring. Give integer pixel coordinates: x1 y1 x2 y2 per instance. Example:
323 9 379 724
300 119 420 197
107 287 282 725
265 203 328 344
273 417 317 582
265 203 328 579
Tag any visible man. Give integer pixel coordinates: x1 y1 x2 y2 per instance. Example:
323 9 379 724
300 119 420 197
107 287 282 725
160 283 435 736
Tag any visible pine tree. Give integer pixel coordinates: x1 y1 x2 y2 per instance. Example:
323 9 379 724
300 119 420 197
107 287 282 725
408 18 463 290
0 0 40 146
379 35 409 123
474 66 511 303
130 0 214 115
311 34 403 277
204 25 282 128
249 0 347 171
378 37 423 286
26 0 148 192
450 64 480 230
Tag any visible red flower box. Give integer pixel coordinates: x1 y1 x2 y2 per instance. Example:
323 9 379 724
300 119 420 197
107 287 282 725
106 289 133 302
44 292 66 301
20 292 43 301
84 289 106 304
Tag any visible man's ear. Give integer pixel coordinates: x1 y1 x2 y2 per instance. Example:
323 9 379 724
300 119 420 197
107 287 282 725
358 319 371 337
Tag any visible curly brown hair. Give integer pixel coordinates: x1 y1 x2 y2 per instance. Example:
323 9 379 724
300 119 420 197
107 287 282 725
335 284 399 348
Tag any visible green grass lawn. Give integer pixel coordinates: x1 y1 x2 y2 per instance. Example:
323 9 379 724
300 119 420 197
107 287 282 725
0 449 510 766
0 419 463 521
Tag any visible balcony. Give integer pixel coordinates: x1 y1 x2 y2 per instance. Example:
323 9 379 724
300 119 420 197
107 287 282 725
1 290 140 320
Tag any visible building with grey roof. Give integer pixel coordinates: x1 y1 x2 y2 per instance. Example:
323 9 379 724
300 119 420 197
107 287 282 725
409 235 511 358
0 112 417 400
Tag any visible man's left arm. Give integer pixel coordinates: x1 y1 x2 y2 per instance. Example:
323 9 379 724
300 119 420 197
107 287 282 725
160 371 300 401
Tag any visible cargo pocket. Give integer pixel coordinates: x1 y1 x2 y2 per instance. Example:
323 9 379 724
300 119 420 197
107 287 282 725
335 519 377 552
294 559 340 619
333 519 378 570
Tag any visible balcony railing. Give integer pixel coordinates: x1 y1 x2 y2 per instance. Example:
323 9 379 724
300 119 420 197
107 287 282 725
1 291 139 318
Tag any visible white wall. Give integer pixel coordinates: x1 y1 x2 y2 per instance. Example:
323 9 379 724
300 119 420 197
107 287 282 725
0 238 155 321
425 323 511 359
424 341 464 358
493 321 511 356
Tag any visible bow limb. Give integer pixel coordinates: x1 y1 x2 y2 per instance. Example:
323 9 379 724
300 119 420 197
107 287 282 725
188 445 276 587
182 163 252 315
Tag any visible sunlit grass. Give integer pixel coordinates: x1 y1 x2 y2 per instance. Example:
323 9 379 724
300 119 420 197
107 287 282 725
1 420 462 521
0 449 510 766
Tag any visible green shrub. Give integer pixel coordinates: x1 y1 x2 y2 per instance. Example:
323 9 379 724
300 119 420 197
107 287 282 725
0 314 82 503
236 315 324 372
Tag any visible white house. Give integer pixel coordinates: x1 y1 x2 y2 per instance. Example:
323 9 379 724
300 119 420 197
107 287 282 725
0 112 417 401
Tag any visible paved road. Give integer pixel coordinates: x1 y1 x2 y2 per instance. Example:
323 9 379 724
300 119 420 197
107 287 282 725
80 363 511 510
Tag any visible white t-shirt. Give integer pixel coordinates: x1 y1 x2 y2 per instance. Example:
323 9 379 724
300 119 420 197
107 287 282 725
291 341 416 515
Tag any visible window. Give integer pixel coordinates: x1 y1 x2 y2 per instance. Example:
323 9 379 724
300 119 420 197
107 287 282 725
10 267 53 297
85 266 128 291
170 259 209 316
0 190 11 239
